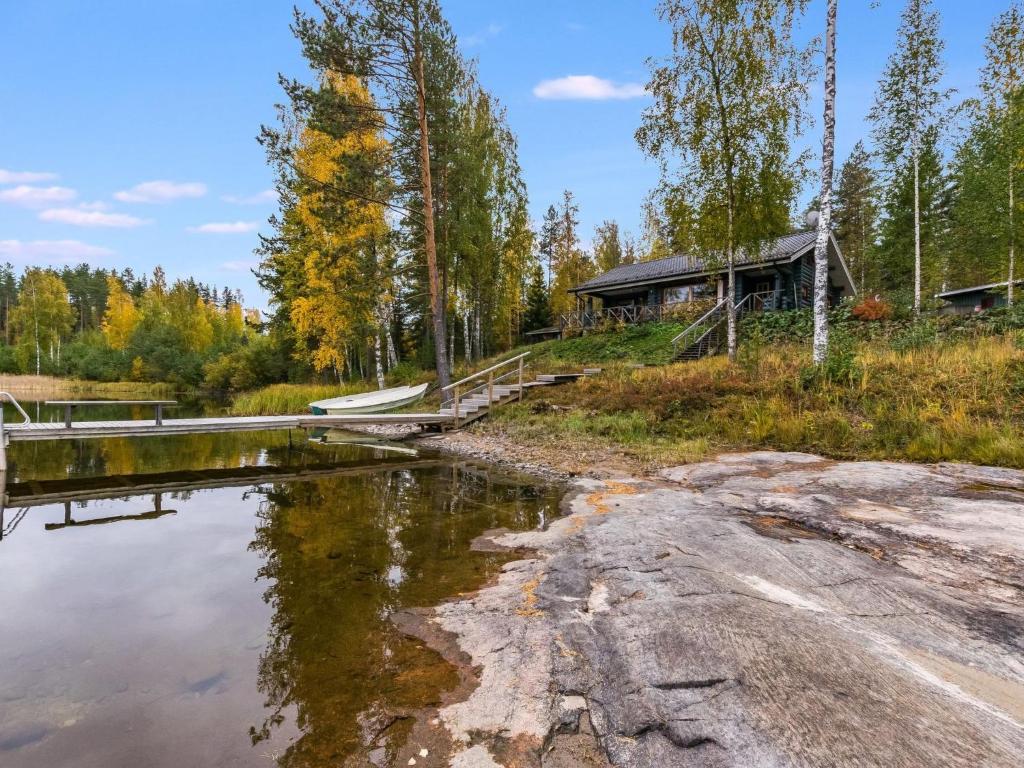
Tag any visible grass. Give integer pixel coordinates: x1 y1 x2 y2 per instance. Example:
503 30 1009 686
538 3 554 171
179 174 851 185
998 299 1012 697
0 375 177 397
228 382 369 416
477 333 1024 470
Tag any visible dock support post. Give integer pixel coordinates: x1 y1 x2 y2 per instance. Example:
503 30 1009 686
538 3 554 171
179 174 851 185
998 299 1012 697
518 356 524 402
0 405 6 475
0 407 5 539
487 371 494 411
453 385 460 425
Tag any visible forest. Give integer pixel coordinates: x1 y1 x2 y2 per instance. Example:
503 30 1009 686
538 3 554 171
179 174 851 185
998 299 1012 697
4 0 1022 390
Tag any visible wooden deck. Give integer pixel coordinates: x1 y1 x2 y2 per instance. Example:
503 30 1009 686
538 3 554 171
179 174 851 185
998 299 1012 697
3 413 449 442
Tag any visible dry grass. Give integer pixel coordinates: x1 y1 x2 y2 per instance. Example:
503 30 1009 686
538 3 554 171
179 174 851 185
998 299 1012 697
0 375 176 397
481 336 1024 469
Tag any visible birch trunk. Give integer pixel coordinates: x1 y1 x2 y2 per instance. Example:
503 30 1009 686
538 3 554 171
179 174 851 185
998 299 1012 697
463 307 471 365
1009 168 1015 307
373 333 385 390
813 0 838 364
913 149 922 315
726 205 737 363
412 16 451 390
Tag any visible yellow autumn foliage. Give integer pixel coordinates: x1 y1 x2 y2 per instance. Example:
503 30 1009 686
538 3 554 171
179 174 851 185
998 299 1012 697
288 73 392 373
101 275 139 351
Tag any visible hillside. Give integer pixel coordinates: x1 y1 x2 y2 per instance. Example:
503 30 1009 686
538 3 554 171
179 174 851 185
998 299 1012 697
464 311 1024 472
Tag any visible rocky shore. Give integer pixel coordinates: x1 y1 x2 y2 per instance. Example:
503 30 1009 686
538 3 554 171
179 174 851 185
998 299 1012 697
402 450 1024 767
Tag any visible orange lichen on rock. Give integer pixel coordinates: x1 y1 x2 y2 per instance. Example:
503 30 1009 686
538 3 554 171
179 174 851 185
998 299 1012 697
516 575 544 617
585 481 638 515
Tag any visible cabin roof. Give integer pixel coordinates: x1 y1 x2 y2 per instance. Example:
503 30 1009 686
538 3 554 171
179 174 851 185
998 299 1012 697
570 230 819 294
936 280 1023 299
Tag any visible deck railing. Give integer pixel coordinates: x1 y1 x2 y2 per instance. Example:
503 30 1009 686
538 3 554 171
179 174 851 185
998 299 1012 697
560 297 719 332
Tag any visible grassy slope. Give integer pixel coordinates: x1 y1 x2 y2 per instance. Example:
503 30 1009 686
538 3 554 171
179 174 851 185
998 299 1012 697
476 325 1024 470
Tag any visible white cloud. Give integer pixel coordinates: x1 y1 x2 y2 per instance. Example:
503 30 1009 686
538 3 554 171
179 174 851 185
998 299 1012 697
114 180 207 203
77 201 110 211
0 169 58 184
221 259 258 271
187 221 259 234
533 75 647 101
222 189 275 205
0 185 77 207
464 22 503 46
0 239 114 262
39 207 149 228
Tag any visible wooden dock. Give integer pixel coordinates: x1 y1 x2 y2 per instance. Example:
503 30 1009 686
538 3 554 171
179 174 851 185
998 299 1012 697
0 353 598 476
2 413 448 443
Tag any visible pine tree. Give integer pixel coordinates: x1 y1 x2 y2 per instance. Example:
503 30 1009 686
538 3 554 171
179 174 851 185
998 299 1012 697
869 0 951 313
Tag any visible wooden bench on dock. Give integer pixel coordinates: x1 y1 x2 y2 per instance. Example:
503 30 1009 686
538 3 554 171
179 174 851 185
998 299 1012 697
45 399 178 428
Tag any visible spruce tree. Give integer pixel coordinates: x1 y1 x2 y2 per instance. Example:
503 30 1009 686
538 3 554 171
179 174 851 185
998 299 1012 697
834 141 880 293
523 263 552 333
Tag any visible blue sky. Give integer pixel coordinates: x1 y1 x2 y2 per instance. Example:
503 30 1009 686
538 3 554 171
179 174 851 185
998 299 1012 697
0 0 1002 309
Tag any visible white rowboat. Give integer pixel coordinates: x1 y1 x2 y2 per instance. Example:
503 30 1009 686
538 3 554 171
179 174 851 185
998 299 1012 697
308 383 429 415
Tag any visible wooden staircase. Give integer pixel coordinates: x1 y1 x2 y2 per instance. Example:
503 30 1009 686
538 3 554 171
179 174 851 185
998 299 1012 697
671 298 728 362
438 354 595 427
670 290 782 362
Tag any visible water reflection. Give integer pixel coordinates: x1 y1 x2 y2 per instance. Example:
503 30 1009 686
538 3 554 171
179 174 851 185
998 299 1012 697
0 421 561 767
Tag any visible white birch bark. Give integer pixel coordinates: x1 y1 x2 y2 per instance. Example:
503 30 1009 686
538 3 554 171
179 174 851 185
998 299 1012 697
913 149 922 314
463 307 471 365
373 333 385 390
1009 168 1016 306
726 201 737 362
813 0 838 364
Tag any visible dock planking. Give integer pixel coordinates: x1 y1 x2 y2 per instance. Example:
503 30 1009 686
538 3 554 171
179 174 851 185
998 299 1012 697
3 413 449 442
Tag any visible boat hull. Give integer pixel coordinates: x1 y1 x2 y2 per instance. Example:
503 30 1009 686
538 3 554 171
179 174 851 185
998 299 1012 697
309 383 428 415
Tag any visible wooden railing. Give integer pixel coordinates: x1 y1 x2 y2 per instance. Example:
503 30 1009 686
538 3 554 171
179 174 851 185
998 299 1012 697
441 352 530 422
670 290 787 359
671 299 729 358
560 298 718 331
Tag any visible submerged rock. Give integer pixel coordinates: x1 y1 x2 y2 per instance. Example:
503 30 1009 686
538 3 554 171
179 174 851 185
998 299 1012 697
425 452 1024 767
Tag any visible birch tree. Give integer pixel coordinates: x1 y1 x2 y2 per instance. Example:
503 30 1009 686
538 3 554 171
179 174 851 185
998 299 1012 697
637 0 812 362
812 0 838 364
869 0 950 314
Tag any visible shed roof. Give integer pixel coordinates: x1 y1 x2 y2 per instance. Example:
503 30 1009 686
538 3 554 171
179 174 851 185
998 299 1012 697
936 280 1023 299
571 230 819 294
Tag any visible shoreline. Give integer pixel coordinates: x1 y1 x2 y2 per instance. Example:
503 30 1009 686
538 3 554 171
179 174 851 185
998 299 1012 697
389 447 1024 767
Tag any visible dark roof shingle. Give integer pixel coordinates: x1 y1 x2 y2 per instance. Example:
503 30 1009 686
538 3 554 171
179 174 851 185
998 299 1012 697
572 230 818 293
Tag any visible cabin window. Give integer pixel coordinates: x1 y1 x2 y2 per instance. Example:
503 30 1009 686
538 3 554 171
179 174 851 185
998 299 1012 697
663 286 691 304
691 282 714 298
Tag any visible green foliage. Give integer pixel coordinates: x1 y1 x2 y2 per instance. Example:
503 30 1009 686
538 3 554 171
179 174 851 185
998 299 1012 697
202 334 291 391
523 322 688 367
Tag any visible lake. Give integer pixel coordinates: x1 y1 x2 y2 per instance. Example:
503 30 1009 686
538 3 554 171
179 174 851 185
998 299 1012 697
0 398 562 767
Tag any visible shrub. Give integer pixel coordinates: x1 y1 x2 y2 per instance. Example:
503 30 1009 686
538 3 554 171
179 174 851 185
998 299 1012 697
851 296 893 321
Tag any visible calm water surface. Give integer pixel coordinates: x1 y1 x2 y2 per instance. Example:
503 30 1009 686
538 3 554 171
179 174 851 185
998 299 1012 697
0 398 561 766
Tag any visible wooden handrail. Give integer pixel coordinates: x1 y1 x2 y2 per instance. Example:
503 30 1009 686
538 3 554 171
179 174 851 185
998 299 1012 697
671 298 729 348
441 352 531 392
